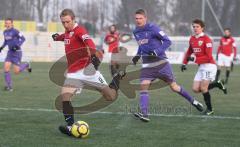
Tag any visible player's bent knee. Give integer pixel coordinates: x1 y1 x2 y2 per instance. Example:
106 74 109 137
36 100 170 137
4 67 11 72
192 88 200 93
14 70 20 74
61 93 73 101
200 87 208 93
101 87 117 101
170 83 180 92
105 94 117 101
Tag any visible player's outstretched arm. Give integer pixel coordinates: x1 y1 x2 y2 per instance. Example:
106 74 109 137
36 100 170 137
17 32 26 46
0 37 7 52
52 33 65 41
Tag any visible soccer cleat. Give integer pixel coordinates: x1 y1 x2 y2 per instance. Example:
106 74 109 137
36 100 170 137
140 115 150 122
4 86 13 92
192 100 204 112
59 125 72 136
133 112 150 122
27 62 32 73
109 70 126 90
217 80 227 94
28 67 32 73
134 112 143 118
202 109 214 115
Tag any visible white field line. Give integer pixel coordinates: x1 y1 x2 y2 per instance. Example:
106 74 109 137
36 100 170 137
0 107 240 120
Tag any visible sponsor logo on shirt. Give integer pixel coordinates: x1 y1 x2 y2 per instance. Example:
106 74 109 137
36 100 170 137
5 36 12 40
193 48 201 53
223 42 229 45
198 41 203 46
64 39 70 45
138 39 149 45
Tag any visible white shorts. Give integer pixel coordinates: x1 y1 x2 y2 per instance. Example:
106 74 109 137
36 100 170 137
194 63 217 82
64 64 108 91
217 53 232 67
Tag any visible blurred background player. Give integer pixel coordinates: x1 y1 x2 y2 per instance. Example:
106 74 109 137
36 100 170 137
132 9 204 122
181 19 227 115
216 28 237 84
52 9 125 136
104 24 120 76
0 18 31 91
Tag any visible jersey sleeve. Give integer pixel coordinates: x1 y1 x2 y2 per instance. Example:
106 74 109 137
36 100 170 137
182 39 193 64
217 39 222 55
152 25 171 55
133 33 141 56
232 38 237 58
16 30 26 47
78 27 96 55
55 33 65 41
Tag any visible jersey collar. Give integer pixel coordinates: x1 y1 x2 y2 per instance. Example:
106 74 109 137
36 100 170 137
66 23 78 32
73 23 78 30
195 32 204 38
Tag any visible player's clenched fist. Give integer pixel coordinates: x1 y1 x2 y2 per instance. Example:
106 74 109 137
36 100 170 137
52 33 59 41
132 55 140 65
181 64 187 72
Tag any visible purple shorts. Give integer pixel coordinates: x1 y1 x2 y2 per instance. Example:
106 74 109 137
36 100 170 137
140 62 176 84
5 50 22 66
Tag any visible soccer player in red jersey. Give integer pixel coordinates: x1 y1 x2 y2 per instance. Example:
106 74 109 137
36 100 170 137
52 9 125 136
104 24 121 76
181 19 227 115
216 28 237 84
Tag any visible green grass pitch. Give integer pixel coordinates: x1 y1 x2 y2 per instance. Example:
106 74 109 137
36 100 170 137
0 63 240 147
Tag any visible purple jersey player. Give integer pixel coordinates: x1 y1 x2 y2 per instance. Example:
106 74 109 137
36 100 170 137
0 18 31 91
132 9 203 122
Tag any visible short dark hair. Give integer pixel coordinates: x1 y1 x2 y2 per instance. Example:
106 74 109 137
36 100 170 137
224 28 231 31
135 8 147 16
60 9 75 19
109 24 117 30
5 18 13 22
192 19 205 28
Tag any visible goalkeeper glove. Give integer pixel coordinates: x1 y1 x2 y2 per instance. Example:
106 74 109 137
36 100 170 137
181 64 187 72
132 55 140 65
0 47 3 52
91 54 101 70
187 56 195 62
52 33 59 41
